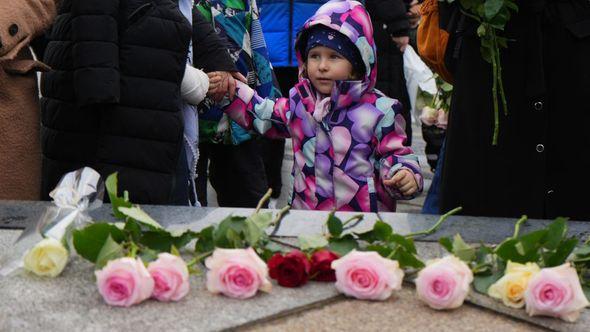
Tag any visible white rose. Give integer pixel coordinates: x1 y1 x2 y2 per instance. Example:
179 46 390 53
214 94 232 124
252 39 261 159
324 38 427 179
23 238 69 277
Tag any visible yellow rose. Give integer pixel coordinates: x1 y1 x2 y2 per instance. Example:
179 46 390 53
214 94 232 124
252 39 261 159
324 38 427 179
488 261 540 308
23 238 69 277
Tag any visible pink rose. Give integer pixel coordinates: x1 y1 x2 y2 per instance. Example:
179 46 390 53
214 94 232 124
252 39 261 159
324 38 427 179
524 263 589 322
419 106 438 126
415 255 473 310
95 257 154 307
147 253 190 302
436 109 448 129
331 250 404 300
205 248 272 299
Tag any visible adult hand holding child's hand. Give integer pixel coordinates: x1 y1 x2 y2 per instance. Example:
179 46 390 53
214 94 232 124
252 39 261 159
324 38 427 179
383 169 418 197
207 71 248 102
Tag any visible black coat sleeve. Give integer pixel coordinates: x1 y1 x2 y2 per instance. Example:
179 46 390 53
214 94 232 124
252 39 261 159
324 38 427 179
192 10 237 72
365 0 410 37
71 0 120 106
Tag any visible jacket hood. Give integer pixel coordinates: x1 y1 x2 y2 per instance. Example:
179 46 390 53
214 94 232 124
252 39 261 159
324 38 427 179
294 0 377 101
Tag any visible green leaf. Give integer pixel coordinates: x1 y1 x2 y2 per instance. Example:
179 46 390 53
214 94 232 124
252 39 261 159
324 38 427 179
195 226 215 253
439 237 454 253
138 247 159 263
105 173 132 219
73 223 126 263
573 245 590 257
139 230 174 252
394 248 425 269
583 285 590 302
543 218 568 250
118 206 162 229
452 234 476 262
484 0 504 20
172 231 197 250
95 235 125 269
355 230 377 243
244 212 272 246
543 238 578 267
373 220 393 242
214 216 247 248
389 233 417 254
124 219 142 241
474 272 503 294
329 235 358 256
298 234 329 251
327 212 343 238
366 244 393 258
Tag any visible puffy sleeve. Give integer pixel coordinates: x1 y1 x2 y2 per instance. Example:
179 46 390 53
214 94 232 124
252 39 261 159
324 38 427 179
375 99 423 199
222 80 291 139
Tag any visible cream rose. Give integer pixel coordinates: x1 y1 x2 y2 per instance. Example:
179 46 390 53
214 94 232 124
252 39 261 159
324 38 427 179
23 237 69 277
488 261 540 308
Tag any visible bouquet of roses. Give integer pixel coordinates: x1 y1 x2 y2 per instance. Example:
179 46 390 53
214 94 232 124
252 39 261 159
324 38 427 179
0 167 104 278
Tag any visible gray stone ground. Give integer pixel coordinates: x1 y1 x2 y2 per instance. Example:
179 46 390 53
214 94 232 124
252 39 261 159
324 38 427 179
206 121 431 214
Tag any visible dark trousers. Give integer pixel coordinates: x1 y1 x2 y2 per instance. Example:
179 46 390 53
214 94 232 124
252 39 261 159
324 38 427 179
196 140 269 208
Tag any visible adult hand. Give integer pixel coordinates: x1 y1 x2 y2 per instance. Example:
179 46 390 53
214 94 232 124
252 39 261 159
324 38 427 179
391 35 410 52
205 71 237 102
407 0 421 29
382 169 418 197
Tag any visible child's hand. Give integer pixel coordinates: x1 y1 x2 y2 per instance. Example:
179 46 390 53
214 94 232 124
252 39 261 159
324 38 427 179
383 169 418 197
206 71 237 102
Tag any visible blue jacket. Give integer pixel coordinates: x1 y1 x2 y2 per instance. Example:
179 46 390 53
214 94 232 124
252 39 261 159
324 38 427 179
257 0 330 67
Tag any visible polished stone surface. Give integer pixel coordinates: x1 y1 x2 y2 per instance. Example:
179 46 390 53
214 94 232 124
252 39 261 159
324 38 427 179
1 201 589 331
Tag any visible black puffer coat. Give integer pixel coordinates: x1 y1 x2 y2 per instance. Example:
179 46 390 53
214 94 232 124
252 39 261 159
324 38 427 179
41 0 192 204
440 0 590 221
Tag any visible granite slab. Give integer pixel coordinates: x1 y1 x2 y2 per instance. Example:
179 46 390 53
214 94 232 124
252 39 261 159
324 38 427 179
1 201 590 331
1 201 589 245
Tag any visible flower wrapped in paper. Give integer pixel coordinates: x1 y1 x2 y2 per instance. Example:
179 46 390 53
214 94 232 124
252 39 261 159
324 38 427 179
0 167 104 277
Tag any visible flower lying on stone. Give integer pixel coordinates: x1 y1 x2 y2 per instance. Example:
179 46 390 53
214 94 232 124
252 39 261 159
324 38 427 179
331 250 404 300
268 250 311 287
524 263 589 322
205 248 272 299
488 261 540 309
23 237 69 278
415 255 473 310
148 253 190 302
95 257 154 307
310 250 339 282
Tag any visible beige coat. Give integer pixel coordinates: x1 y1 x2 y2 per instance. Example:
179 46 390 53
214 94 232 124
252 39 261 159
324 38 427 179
0 0 56 200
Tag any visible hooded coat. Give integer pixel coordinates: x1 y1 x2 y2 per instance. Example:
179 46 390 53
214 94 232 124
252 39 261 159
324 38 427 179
40 0 192 204
223 0 423 212
0 0 56 200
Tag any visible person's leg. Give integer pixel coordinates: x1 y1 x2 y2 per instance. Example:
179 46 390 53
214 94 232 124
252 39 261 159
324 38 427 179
260 137 285 199
195 142 211 206
210 140 269 208
169 143 190 206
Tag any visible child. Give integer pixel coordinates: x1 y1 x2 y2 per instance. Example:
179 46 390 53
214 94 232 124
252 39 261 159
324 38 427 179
209 0 423 212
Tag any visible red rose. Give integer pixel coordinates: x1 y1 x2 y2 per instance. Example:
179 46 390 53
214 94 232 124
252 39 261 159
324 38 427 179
310 250 339 282
267 250 311 287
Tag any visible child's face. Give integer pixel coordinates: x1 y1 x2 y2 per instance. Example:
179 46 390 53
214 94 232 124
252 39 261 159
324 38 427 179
306 46 354 96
